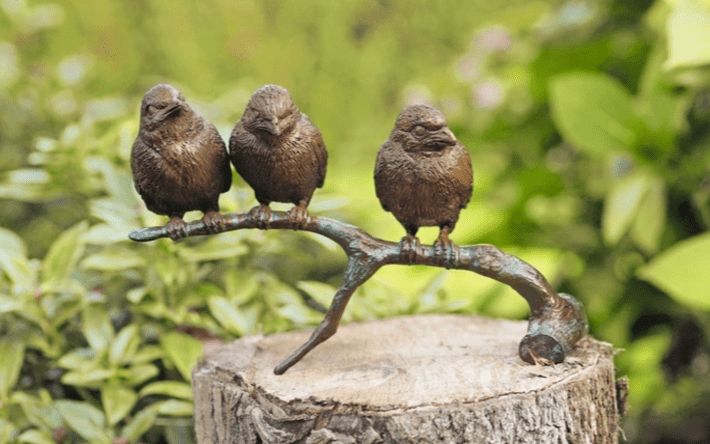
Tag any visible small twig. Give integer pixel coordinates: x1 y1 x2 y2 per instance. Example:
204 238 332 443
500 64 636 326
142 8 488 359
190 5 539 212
129 211 588 374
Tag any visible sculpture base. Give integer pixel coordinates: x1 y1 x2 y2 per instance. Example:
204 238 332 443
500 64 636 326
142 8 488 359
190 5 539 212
192 315 618 443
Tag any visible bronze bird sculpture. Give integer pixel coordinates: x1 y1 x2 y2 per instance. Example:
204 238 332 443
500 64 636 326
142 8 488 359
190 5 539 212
229 85 327 230
375 104 473 263
131 83 232 240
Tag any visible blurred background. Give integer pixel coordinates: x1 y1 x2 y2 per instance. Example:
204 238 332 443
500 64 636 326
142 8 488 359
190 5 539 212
1 0 710 442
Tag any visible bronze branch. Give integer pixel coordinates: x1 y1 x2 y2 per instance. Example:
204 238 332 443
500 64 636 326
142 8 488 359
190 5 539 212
129 212 588 375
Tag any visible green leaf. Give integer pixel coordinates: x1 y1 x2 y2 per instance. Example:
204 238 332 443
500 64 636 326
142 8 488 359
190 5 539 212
16 429 55 444
109 324 140 365
665 0 710 70
0 419 17 442
206 296 248 336
159 331 204 382
102 384 138 426
177 232 248 262
0 227 27 259
630 178 667 254
602 174 649 245
122 364 160 386
61 368 116 387
0 340 25 400
637 232 710 310
82 249 146 271
614 330 670 408
81 304 114 352
56 400 110 444
130 345 164 364
549 72 642 156
121 404 160 442
156 399 194 417
57 348 95 370
41 221 88 284
139 381 193 401
0 295 23 314
10 391 61 430
296 280 336 308
83 223 135 245
277 302 322 326
126 286 148 304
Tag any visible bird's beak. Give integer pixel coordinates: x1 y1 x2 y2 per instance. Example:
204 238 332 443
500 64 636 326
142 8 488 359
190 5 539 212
431 127 457 146
162 100 182 119
260 118 281 136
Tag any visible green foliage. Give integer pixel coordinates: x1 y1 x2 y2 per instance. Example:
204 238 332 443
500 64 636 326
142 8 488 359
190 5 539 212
550 72 644 156
1 0 710 443
637 233 710 310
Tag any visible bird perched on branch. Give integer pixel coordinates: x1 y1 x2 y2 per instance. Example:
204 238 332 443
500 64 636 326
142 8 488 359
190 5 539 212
131 83 232 240
375 104 473 263
229 85 327 230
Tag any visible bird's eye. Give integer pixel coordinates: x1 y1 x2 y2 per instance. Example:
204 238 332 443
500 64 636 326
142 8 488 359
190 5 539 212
412 125 427 138
145 104 154 113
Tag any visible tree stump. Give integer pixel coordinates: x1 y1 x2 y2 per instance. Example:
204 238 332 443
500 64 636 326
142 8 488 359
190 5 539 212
192 315 618 443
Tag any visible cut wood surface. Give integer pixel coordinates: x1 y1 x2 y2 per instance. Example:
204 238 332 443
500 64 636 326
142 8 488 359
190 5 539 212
193 315 618 443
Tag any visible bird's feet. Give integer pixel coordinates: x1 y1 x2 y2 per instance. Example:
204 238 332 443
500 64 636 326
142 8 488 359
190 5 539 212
433 227 457 269
288 202 310 230
398 234 420 263
201 211 226 234
248 204 272 229
165 216 189 240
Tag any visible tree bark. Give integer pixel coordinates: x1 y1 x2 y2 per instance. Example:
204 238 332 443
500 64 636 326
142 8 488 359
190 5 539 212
193 315 618 444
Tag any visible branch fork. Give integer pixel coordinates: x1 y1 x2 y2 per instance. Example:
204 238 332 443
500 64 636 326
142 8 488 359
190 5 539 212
129 211 588 374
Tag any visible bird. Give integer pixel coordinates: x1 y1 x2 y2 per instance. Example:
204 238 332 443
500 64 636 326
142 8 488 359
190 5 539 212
131 83 232 240
229 84 327 230
374 103 473 264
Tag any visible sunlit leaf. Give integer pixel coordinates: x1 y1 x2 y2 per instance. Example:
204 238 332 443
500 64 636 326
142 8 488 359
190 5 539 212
614 330 670 408
89 198 138 227
130 345 164 364
10 391 61 430
178 233 248 262
296 280 336 308
123 364 160 386
139 381 193 400
56 348 95 370
156 399 194 417
121 404 160 442
602 174 649 245
102 384 138 426
41 221 88 284
630 177 667 254
83 223 135 245
549 72 643 155
207 296 248 336
16 429 55 444
0 295 22 314
665 0 710 70
0 227 27 259
82 249 146 271
0 340 24 400
61 369 115 387
56 400 110 444
637 232 710 310
109 324 140 365
159 331 204 382
277 302 322 325
81 303 114 352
